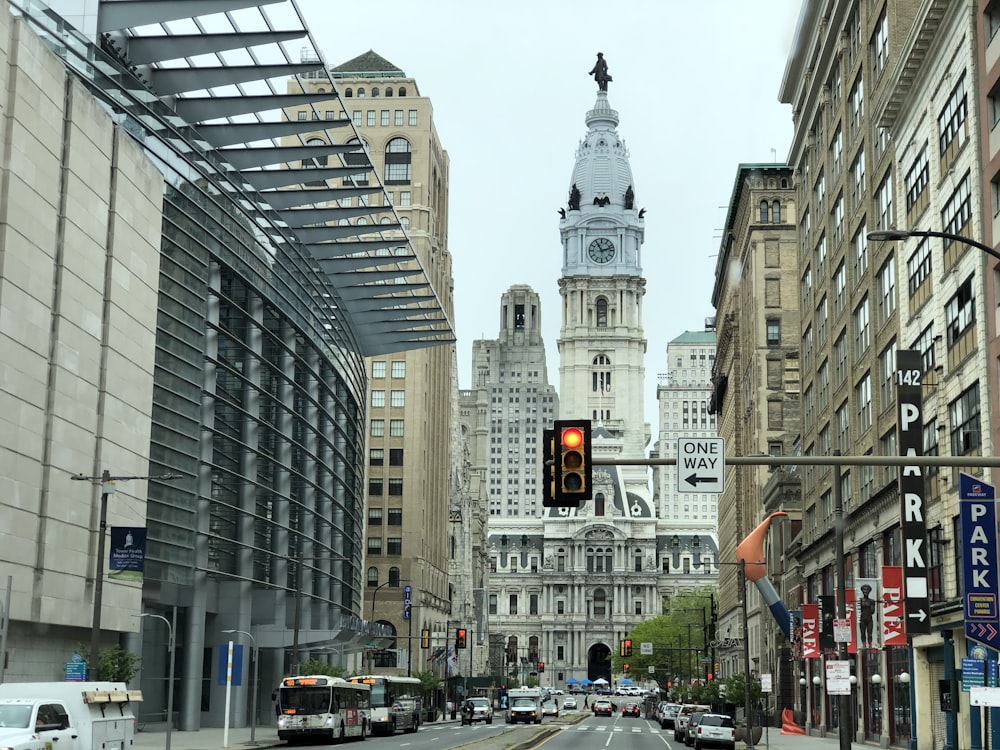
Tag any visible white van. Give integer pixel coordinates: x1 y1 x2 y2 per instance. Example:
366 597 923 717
504 687 543 724
0 682 142 750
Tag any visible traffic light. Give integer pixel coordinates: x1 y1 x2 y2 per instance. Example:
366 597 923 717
421 628 430 649
619 638 632 657
707 673 714 681
554 420 592 504
456 628 467 649
542 429 557 507
623 663 630 673
538 661 545 672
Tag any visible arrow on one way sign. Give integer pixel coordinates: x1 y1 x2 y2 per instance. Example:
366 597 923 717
684 473 719 487
908 609 927 623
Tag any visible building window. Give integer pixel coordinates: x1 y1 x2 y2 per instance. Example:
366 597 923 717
596 297 608 327
879 342 896 409
371 390 385 408
592 354 611 393
384 138 412 184
834 330 848 387
389 448 404 466
389 419 404 437
941 173 972 262
766 319 780 346
595 493 605 516
368 537 382 555
387 508 402 526
390 390 405 407
833 261 846 318
850 73 865 136
387 537 402 555
836 400 850 453
530 594 539 615
366 110 376 127
372 361 386 378
853 221 869 283
851 145 865 206
371 419 385 437
759 200 769 223
905 145 929 214
853 296 870 357
509 594 518 615
369 448 384 466
381 109 390 126
877 255 896 325
556 600 565 615
391 361 406 378
368 508 383 526
489 594 498 615
388 478 403 496
907 238 931 296
855 372 872 431
945 276 974 348
408 109 418 126
875 171 894 230
394 109 403 126
368 478 383 496
367 566 379 586
871 7 888 77
928 525 945 602
938 73 968 159
949 383 981 455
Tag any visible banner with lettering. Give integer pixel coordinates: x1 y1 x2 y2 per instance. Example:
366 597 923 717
819 595 836 653
802 603 820 659
881 566 907 646
856 577 881 649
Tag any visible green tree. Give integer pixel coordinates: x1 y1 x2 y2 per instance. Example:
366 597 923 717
296 657 344 677
413 669 441 702
77 644 141 683
724 672 763 721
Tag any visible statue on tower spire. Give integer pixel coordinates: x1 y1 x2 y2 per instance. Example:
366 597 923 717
589 52 612 92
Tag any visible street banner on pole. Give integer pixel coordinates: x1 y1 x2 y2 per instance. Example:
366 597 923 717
881 566 906 646
802 604 819 659
960 473 1000 650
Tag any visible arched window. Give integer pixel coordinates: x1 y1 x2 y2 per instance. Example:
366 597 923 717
385 87 393 97
634 549 643 572
506 636 518 664
772 200 781 223
372 87 380 97
357 87 366 98
759 200 769 223
304 137 327 168
398 86 406 96
343 137 369 186
595 492 605 516
450 534 456 557
400 216 410 231
593 588 607 617
388 566 401 586
528 636 539 663
385 138 412 184
557 548 566 572
344 88 353 97
367 566 379 587
596 297 608 327
592 354 611 393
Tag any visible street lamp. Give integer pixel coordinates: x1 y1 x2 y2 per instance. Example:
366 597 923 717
868 228 1000 261
222 629 259 745
139 610 176 750
72 469 182 680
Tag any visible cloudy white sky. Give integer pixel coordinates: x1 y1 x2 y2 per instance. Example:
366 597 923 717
299 0 803 430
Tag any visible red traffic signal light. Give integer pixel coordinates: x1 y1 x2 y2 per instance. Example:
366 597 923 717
623 663 630 672
554 420 592 504
456 628 467 649
707 673 714 681
538 661 545 672
620 638 632 657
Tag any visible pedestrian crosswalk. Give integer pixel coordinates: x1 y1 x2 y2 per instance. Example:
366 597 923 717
570 725 659 733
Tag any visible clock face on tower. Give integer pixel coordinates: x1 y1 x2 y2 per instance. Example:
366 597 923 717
588 237 615 263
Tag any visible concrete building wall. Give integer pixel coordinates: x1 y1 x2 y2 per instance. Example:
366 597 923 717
0 8 162 680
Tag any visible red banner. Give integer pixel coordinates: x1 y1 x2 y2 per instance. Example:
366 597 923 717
802 603 820 658
882 566 907 646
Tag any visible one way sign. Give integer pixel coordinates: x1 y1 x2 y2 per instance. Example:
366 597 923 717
677 438 725 494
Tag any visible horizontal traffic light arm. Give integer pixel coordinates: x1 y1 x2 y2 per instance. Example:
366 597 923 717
588 455 1000 467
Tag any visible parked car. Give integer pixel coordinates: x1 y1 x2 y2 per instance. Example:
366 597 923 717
684 711 708 746
562 696 578 711
674 704 712 742
694 713 736 750
541 700 560 718
592 698 615 716
461 697 493 725
621 702 641 718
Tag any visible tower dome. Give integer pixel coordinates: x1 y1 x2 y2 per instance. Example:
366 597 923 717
567 93 636 213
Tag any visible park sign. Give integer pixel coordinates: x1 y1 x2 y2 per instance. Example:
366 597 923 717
896 350 930 635
960 472 1000 650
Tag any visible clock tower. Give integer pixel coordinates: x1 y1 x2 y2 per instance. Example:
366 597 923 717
557 90 650 476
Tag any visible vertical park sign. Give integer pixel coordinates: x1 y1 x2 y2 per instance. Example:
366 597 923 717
896 350 930 635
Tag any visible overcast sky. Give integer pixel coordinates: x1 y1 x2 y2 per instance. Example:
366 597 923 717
299 0 803 431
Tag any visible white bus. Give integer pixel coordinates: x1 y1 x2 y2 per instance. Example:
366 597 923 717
348 674 422 736
276 675 370 743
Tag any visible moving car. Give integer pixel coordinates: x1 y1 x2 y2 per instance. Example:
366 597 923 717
562 696 578 711
684 711 708 746
390 697 420 734
507 697 540 724
592 698 615 717
659 702 681 729
621 702 641 718
694 713 736 750
461 697 493 725
541 699 560 718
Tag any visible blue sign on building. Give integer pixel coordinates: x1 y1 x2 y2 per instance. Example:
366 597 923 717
960 474 1000 651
